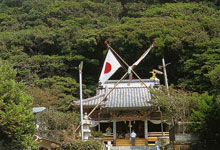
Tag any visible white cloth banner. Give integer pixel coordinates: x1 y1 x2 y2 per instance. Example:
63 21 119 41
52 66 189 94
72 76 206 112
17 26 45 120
99 49 121 84
149 120 162 124
133 44 154 67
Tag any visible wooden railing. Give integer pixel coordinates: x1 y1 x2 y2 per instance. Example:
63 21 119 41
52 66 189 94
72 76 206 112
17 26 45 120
147 137 158 146
148 132 169 137
148 132 169 146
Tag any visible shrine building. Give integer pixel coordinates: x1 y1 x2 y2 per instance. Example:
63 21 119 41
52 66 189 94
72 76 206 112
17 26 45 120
72 78 169 146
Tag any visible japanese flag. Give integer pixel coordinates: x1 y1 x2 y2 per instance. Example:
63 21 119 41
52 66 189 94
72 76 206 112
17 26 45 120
99 49 121 84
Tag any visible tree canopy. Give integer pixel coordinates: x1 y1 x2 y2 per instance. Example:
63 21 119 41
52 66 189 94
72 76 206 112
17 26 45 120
0 0 220 146
0 0 219 95
0 61 36 150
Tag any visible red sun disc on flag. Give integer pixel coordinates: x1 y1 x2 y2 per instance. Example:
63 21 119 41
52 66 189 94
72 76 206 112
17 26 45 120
104 62 112 74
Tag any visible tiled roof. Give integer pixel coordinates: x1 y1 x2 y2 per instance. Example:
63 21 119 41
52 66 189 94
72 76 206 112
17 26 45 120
72 87 152 109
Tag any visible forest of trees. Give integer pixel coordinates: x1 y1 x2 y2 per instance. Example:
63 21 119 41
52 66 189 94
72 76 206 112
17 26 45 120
0 0 219 149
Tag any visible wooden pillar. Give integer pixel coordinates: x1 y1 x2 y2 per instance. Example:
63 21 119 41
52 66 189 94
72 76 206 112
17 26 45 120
145 120 148 146
98 123 100 132
113 120 117 145
98 113 100 132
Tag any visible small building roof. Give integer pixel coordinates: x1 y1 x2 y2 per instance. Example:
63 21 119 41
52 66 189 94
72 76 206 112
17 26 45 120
72 86 153 110
33 107 46 113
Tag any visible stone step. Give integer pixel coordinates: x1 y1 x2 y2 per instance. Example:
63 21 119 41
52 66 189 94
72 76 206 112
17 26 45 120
110 146 146 150
110 146 159 150
116 139 146 146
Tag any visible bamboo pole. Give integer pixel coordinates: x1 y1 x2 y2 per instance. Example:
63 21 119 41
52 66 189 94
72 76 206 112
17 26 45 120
105 41 155 89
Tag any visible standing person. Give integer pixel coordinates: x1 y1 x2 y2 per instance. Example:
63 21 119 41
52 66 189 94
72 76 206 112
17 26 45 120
130 130 136 146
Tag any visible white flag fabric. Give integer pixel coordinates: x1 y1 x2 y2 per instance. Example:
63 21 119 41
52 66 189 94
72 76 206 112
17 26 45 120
99 49 121 84
133 44 154 67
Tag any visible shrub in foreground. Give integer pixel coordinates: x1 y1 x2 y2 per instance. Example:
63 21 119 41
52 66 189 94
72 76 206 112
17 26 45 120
62 140 102 150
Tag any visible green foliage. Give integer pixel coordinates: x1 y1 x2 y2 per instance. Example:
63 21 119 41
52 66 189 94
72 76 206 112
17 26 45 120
9 55 67 84
151 86 193 130
0 61 36 150
33 76 92 110
1 0 24 7
28 87 60 108
36 108 80 130
36 108 80 142
182 40 220 92
92 131 104 138
190 93 220 145
190 92 213 132
206 64 220 93
61 140 102 150
0 0 219 95
35 76 79 96
151 86 220 141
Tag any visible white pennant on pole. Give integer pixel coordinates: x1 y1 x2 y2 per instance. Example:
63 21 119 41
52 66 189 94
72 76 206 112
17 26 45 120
99 49 121 84
132 41 156 67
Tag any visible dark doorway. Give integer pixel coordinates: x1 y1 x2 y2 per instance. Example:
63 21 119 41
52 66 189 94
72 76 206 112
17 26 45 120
116 120 144 138
97 122 113 134
132 120 144 138
148 121 162 132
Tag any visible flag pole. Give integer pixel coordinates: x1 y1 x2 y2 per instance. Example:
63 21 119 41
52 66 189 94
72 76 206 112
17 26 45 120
79 61 84 141
104 41 130 67
105 41 156 89
132 42 156 67
130 41 156 88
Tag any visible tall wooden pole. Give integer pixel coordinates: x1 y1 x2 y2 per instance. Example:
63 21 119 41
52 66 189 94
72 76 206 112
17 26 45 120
105 41 156 89
79 61 84 141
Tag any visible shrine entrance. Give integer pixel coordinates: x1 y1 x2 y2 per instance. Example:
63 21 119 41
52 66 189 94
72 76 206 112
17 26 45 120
98 120 147 146
116 120 145 139
97 120 145 139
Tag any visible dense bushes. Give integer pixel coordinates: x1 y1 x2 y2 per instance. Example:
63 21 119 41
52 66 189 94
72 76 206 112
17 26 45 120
62 140 102 150
0 0 219 100
92 131 104 138
0 61 36 150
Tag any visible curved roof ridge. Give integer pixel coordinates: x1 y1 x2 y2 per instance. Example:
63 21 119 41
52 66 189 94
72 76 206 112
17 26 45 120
107 86 150 89
72 86 153 109
73 93 105 104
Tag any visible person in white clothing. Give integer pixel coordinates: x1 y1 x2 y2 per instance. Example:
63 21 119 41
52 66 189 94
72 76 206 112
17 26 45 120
130 130 136 146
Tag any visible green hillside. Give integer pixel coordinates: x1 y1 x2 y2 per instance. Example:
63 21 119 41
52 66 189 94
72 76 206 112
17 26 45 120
0 0 219 148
